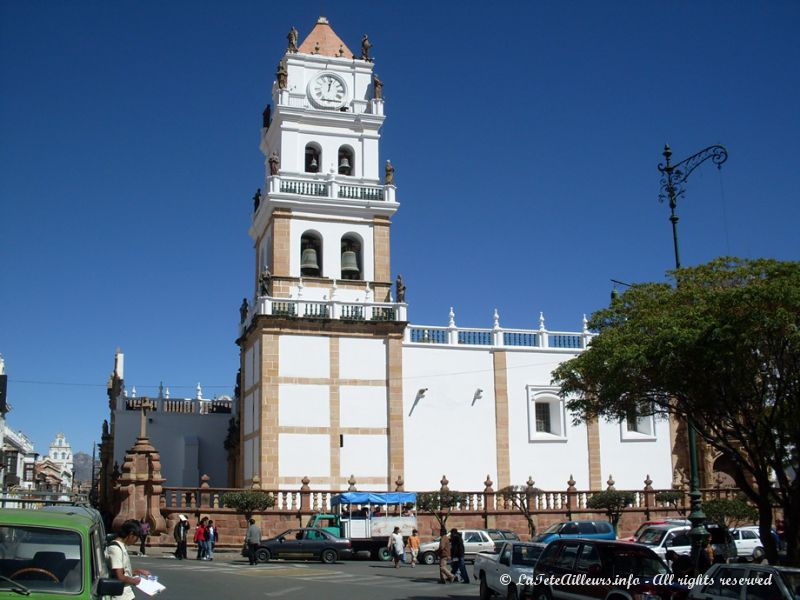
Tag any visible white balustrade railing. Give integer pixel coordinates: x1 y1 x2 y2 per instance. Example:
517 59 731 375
240 297 408 330
268 175 392 203
405 325 591 350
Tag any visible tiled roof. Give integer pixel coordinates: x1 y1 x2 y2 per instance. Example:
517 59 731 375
297 16 354 58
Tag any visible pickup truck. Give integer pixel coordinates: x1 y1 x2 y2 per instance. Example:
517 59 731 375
473 541 547 600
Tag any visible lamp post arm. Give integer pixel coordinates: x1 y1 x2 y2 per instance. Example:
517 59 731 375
658 144 728 205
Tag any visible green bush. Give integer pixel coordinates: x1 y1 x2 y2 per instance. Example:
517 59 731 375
221 490 275 518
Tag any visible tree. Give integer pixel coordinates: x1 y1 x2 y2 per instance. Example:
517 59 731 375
416 490 466 532
498 485 541 539
221 490 275 520
702 498 758 530
586 490 635 532
654 490 686 516
552 258 800 565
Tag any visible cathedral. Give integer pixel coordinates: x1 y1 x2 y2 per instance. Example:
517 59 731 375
235 17 676 493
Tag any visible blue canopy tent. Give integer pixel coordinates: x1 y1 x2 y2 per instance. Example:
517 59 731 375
330 492 417 506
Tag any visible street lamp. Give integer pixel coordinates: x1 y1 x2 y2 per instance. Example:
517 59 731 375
657 143 729 571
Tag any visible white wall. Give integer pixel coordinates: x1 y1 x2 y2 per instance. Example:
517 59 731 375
401 346 496 491
339 338 386 380
279 384 330 427
598 416 673 489
505 350 589 490
340 386 387 428
279 433 329 478
340 434 386 478
279 335 329 378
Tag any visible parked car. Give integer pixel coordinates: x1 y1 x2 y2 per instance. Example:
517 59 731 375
0 507 124 599
625 518 691 542
418 529 495 565
487 528 521 549
730 527 765 561
473 541 546 600
635 523 737 562
531 520 616 544
528 538 689 600
688 562 800 599
248 528 353 563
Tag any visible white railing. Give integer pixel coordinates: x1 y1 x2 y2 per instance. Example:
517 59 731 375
241 297 408 330
268 175 394 204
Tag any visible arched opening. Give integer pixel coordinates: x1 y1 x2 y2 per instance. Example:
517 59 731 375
300 231 322 277
340 234 362 280
338 146 354 176
305 143 321 173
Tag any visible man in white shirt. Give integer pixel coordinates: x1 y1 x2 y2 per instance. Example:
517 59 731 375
107 520 152 600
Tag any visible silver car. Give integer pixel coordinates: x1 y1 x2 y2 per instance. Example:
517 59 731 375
417 529 495 565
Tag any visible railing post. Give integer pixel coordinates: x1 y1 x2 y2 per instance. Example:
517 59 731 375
347 475 358 491
643 475 654 520
448 308 458 345
539 313 549 348
483 475 495 529
566 475 577 520
299 476 311 511
492 310 503 347
199 474 211 508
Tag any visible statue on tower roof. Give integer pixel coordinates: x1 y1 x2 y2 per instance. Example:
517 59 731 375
287 26 298 53
259 266 272 296
360 34 372 61
239 298 249 324
253 188 261 212
276 63 288 89
384 160 395 185
372 73 383 100
262 104 271 129
268 152 280 175
396 274 406 303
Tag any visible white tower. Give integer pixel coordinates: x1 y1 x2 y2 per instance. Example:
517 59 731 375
238 18 405 490
48 433 74 489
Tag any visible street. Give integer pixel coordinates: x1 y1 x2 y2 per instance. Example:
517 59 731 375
131 552 477 600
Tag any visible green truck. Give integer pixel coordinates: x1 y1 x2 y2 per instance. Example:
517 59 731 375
0 507 123 599
306 492 417 560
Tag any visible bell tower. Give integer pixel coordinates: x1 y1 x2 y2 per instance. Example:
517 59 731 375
238 18 406 491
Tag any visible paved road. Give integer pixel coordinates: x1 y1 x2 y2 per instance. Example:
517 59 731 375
131 551 477 600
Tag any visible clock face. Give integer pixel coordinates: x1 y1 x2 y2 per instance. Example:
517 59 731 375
309 73 347 109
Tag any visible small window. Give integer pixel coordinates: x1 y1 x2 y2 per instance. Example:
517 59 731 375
741 530 758 540
575 544 601 573
338 146 354 176
555 543 580 570
621 406 657 441
535 402 551 432
464 532 482 543
527 387 567 441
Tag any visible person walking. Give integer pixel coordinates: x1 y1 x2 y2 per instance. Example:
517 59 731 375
245 518 262 565
387 526 405 568
173 514 189 560
437 527 455 584
450 528 469 583
194 517 208 560
107 519 152 600
407 528 420 567
206 520 218 561
138 517 150 557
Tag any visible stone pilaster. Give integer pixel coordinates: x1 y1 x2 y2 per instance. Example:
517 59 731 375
493 351 510 489
387 337 404 486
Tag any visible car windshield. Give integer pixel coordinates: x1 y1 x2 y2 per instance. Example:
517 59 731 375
0 525 82 594
504 531 521 540
543 522 564 534
609 551 669 578
513 545 544 566
636 527 667 546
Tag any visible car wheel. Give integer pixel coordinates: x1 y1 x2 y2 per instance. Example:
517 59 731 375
507 584 519 600
479 574 492 600
321 549 338 564
420 551 436 565
753 546 765 561
377 546 392 561
256 548 271 563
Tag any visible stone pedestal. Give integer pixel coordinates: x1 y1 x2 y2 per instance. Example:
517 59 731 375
111 435 167 534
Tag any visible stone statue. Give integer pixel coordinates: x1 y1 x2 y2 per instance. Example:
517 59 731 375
360 34 372 61
384 160 395 185
239 298 248 324
287 26 298 53
262 104 271 129
268 152 280 175
372 73 383 100
276 63 288 89
252 188 261 212
259 266 272 296
395 274 406 303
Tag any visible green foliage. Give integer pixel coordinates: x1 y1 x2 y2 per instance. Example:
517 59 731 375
416 491 466 529
702 498 758 529
221 490 275 518
586 490 636 529
654 491 685 515
551 257 800 564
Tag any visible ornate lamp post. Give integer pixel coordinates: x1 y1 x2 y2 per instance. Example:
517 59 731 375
657 143 728 571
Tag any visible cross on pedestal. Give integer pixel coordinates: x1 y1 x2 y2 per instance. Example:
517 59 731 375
138 398 156 438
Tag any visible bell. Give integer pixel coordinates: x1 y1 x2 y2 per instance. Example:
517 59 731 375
338 156 351 172
310 157 318 170
341 250 359 275
301 248 320 271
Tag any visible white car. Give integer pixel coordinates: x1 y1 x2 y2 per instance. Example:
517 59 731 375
731 527 765 561
417 529 495 565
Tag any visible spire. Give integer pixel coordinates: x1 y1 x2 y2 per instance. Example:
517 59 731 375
297 17 354 58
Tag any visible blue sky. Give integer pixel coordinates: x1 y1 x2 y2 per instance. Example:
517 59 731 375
1 1 798 457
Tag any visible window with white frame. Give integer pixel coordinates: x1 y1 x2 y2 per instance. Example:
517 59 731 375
620 405 657 441
527 386 567 442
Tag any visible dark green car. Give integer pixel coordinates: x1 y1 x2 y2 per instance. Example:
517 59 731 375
0 508 123 599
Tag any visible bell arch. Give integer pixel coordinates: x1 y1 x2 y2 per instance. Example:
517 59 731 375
305 143 321 173
340 233 363 280
300 230 323 277
338 145 354 176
